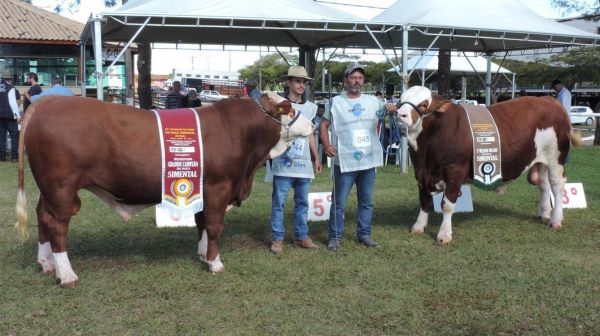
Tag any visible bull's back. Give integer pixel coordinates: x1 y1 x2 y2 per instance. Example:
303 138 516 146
490 96 571 180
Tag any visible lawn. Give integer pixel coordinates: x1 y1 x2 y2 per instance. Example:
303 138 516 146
1 147 599 335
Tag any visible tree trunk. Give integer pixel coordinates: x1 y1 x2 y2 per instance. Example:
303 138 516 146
136 42 152 109
437 49 451 97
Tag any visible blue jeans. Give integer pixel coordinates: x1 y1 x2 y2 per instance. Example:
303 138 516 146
328 165 376 241
270 176 311 241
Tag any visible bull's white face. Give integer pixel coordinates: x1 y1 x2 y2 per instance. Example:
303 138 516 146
264 92 314 158
396 86 433 127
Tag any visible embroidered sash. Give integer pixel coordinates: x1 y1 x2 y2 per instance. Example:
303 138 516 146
153 108 204 219
460 104 502 190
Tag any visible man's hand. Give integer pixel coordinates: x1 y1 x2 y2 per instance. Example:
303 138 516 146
314 160 322 173
385 103 397 114
324 144 337 157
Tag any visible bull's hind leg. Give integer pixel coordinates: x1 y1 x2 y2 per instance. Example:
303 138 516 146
195 212 208 263
36 196 55 274
537 164 552 224
38 193 82 287
547 163 566 229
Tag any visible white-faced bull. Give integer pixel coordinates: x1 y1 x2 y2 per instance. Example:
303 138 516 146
394 86 579 244
15 92 313 288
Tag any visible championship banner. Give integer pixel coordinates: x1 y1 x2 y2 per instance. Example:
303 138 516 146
153 108 204 219
460 104 503 190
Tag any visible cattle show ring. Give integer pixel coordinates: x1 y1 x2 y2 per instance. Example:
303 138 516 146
2 0 600 335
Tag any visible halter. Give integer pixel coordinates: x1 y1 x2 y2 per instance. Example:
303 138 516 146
257 100 302 152
398 101 435 119
257 101 301 131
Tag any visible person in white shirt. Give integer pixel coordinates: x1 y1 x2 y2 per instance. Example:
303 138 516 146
551 79 572 115
269 66 322 254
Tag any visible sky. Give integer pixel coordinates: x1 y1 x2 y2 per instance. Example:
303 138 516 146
32 0 595 75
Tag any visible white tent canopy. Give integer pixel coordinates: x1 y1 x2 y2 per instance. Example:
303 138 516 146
90 0 373 47
386 52 513 75
371 0 600 52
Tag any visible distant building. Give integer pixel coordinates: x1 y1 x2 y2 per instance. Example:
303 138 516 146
172 69 240 83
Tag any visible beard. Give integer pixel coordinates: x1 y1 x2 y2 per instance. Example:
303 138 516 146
347 84 362 94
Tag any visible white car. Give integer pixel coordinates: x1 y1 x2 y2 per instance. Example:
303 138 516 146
569 106 595 126
199 90 228 102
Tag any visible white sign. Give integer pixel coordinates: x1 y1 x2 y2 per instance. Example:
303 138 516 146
155 206 196 227
551 183 587 209
102 47 124 62
433 185 474 213
308 192 332 221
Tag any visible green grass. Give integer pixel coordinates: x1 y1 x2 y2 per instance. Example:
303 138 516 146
1 147 599 335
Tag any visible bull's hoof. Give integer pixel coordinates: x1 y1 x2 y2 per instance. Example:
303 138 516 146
59 279 79 289
549 222 562 229
37 260 55 275
207 255 224 273
42 269 56 276
410 227 424 234
198 253 208 264
436 235 452 245
540 216 551 225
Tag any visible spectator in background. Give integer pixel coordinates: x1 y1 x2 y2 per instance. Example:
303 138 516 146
518 89 527 97
0 71 21 161
31 75 74 102
23 73 42 113
165 81 188 109
551 79 571 114
244 78 262 101
186 89 202 108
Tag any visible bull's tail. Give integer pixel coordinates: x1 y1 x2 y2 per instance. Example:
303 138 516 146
569 129 582 147
15 102 36 240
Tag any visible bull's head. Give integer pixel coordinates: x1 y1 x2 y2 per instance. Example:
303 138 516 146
258 92 314 158
394 86 452 149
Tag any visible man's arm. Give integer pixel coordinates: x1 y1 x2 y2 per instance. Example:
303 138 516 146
8 88 20 119
309 133 322 173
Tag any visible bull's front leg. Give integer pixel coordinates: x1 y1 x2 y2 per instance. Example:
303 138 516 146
411 186 433 234
195 212 208 263
437 182 461 245
200 203 228 273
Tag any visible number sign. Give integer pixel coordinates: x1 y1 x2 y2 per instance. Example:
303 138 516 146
308 192 333 221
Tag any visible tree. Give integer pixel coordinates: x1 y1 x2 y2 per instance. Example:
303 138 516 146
437 49 451 97
551 0 600 145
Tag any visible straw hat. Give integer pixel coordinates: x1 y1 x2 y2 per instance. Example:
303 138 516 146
281 65 312 81
0 70 11 79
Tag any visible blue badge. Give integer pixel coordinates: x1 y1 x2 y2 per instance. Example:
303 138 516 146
351 103 363 116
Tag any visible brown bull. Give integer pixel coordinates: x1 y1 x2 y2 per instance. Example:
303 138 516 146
15 93 313 287
395 86 579 244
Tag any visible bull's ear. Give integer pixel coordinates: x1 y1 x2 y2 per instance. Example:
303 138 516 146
427 97 452 114
275 100 292 116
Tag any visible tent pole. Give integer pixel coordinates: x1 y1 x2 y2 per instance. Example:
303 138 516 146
80 42 86 98
365 25 400 77
93 14 103 101
400 25 410 174
461 76 467 103
421 68 425 86
105 16 150 75
485 52 492 105
511 73 516 99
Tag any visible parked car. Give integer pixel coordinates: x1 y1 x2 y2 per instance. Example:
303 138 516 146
569 106 595 126
199 90 228 102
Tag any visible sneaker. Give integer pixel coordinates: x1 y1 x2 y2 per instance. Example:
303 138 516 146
270 240 283 254
294 237 319 249
357 236 378 248
327 239 340 252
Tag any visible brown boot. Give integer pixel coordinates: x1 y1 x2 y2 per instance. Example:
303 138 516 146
294 237 319 249
270 240 284 254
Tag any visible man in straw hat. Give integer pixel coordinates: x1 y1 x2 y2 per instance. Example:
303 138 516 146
269 65 322 253
0 70 21 161
319 63 397 251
